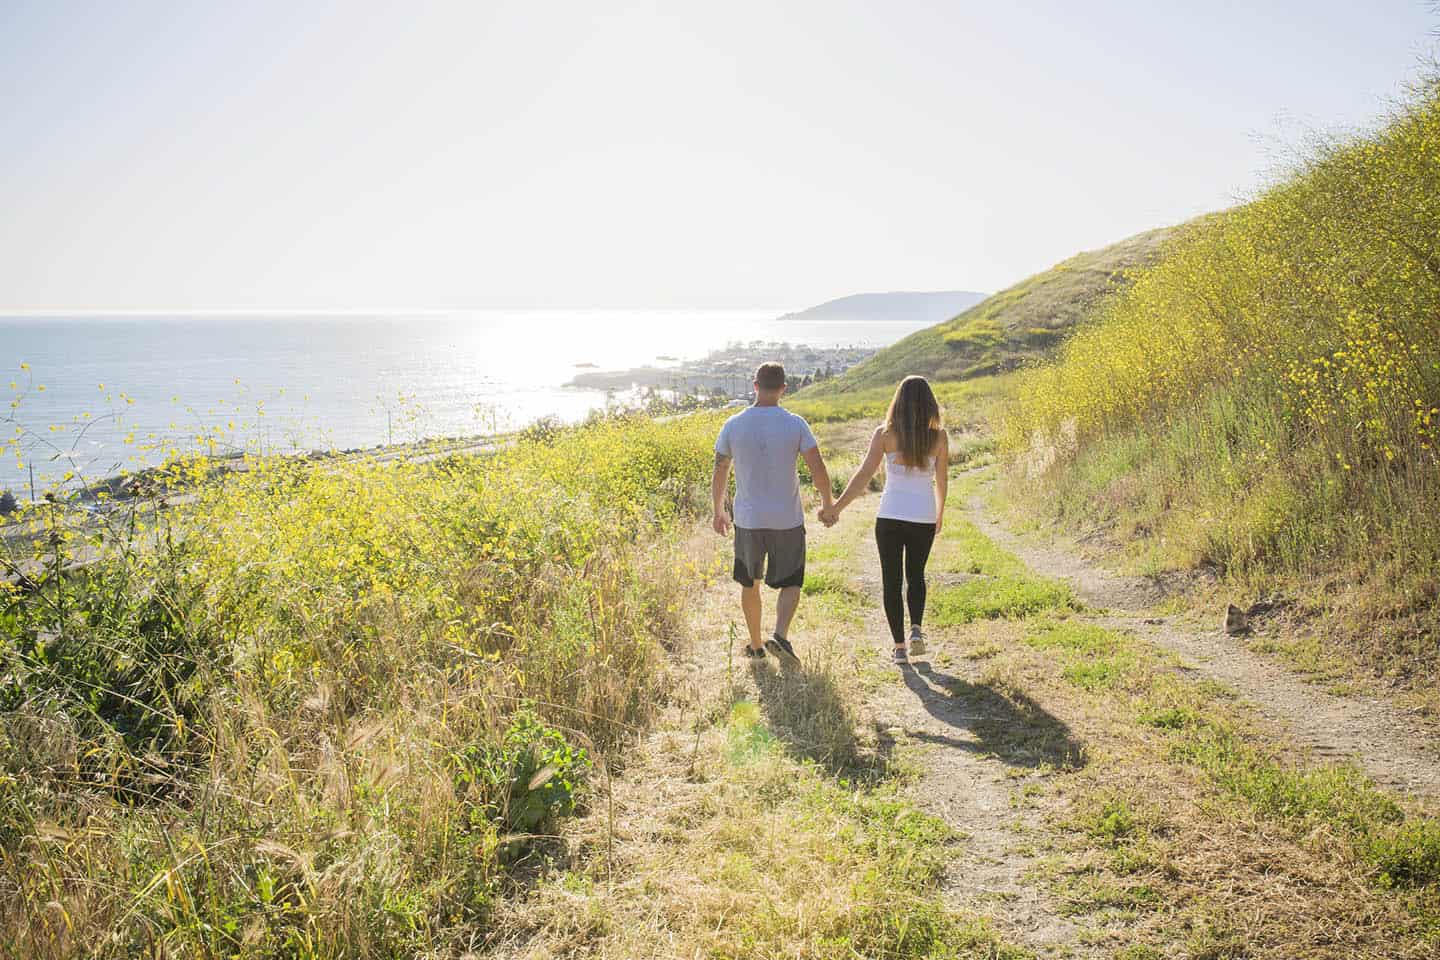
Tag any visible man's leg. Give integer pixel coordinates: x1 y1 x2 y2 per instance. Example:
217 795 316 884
733 528 766 653
774 585 801 639
741 583 764 650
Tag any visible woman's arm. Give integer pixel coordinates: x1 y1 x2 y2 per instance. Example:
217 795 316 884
933 430 949 535
832 427 887 516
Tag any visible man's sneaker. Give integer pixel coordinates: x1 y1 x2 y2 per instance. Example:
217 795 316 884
908 627 927 657
765 635 801 667
742 644 766 660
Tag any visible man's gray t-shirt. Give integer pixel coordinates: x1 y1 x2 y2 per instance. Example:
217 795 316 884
715 405 818 530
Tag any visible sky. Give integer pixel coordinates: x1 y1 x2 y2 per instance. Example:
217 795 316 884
0 0 1435 312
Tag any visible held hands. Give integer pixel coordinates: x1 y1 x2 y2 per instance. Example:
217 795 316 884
817 503 840 527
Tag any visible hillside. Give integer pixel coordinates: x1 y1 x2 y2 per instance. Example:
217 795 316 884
803 225 1176 394
778 289 986 325
1005 75 1440 699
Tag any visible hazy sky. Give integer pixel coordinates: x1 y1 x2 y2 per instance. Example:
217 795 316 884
1 1 1435 312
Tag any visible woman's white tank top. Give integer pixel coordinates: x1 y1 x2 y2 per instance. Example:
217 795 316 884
877 452 937 524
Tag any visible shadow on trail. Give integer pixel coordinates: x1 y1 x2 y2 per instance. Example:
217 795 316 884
748 658 896 783
896 660 1086 771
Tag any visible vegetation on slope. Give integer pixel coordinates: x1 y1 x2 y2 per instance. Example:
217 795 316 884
802 225 1175 395
1003 73 1440 692
0 412 719 957
788 371 1017 428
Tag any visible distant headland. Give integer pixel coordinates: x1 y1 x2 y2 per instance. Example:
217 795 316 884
778 290 987 325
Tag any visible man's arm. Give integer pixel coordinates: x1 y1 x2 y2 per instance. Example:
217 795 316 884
712 452 733 535
801 445 833 513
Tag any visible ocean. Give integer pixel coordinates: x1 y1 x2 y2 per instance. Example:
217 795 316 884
1 310 928 495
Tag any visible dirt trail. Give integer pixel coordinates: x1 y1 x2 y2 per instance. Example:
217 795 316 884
865 645 1091 955
830 512 1098 957
964 488 1440 800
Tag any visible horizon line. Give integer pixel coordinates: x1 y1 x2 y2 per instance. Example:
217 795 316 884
0 305 806 319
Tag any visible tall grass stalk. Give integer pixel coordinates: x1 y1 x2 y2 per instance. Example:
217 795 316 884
1003 71 1440 680
0 411 722 957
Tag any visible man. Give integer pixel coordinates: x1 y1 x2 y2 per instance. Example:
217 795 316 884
712 361 834 665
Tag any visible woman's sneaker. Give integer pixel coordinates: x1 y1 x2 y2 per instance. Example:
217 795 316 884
908 627 927 656
892 645 908 664
742 644 766 660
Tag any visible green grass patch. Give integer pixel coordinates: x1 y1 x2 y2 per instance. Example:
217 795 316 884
726 699 778 763
1024 620 1140 691
1062 653 1140 691
929 575 1075 625
928 514 1076 623
1364 819 1440 888
1173 726 1402 833
806 541 847 565
802 567 863 600
1136 705 1200 730
799 568 871 625
1077 796 1145 845
936 517 1029 579
1024 619 1116 655
1170 720 1440 887
1055 873 1163 917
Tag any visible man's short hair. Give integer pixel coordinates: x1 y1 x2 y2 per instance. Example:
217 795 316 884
754 362 787 390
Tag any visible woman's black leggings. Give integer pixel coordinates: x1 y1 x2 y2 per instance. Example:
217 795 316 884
874 517 937 645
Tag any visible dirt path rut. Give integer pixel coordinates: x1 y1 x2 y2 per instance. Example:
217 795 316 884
835 511 1097 957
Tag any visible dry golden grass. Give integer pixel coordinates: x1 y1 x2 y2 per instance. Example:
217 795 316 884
966 616 1440 958
490 465 1440 959
485 535 1027 960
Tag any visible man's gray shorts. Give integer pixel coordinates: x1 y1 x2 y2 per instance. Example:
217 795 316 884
733 525 806 589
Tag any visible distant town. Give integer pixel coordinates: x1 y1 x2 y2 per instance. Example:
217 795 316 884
567 339 875 399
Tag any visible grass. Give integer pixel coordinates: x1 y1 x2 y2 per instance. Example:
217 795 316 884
1024 612 1437 888
0 410 728 958
797 225 1174 393
1002 70 1440 707
929 576 1075 625
1024 620 1141 692
790 373 1019 429
911 507 1440 956
497 626 1034 960
925 512 1078 625
936 513 1029 579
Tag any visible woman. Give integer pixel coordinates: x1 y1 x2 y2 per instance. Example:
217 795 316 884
823 375 948 663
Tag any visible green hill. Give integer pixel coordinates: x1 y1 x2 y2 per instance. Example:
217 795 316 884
1005 74 1440 696
805 224 1176 395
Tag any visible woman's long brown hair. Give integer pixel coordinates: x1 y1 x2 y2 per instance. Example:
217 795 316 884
885 375 943 467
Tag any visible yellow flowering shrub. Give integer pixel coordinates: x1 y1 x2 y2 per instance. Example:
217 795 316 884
1006 79 1440 470
0 409 725 956
1002 73 1440 653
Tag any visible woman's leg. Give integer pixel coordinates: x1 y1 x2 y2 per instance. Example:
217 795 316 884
874 518 907 646
903 521 938 628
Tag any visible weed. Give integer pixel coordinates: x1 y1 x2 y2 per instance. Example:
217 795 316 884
1365 818 1440 888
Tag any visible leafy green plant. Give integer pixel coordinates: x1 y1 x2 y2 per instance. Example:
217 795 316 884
453 708 590 837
